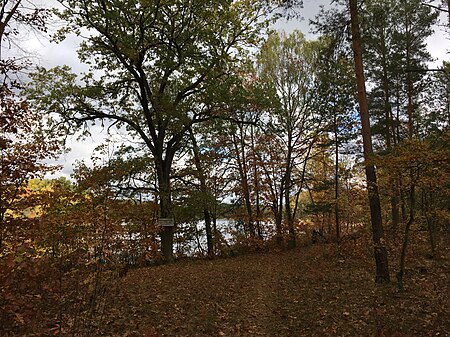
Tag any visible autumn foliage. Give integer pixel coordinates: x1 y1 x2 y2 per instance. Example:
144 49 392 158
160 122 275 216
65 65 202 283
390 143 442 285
1 0 450 335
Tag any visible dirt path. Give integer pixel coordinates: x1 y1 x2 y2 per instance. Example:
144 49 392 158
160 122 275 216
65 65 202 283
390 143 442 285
87 243 449 337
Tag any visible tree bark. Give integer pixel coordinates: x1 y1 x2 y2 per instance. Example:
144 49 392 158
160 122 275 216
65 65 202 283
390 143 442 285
349 0 390 283
156 156 174 263
285 141 296 249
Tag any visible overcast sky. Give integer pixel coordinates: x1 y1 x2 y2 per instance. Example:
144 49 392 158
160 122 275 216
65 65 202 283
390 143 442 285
17 0 450 179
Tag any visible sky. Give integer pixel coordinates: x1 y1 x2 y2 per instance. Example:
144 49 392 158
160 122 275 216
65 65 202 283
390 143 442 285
16 0 450 179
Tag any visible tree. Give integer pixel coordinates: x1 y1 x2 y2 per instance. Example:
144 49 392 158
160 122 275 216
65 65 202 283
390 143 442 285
361 0 403 237
1 0 57 254
392 0 438 291
375 137 450 289
0 4 63 329
423 62 450 134
314 36 357 241
349 0 390 283
0 0 49 69
360 0 439 289
359 0 436 235
27 0 270 262
256 30 323 248
186 126 216 256
230 119 258 238
311 3 362 242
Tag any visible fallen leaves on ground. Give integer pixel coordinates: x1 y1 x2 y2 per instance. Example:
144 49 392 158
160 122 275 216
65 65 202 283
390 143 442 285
1 234 448 336
85 237 449 337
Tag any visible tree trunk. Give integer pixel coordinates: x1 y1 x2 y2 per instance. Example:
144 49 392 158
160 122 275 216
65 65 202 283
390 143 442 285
333 114 340 242
250 125 263 239
396 184 415 291
156 156 174 263
285 155 296 249
232 130 255 237
396 12 418 288
276 194 284 246
406 32 414 138
349 0 390 283
292 141 313 220
260 158 283 246
203 209 214 256
284 128 296 249
380 32 400 237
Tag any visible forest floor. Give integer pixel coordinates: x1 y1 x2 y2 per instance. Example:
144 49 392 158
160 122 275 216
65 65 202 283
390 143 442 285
2 232 449 336
81 233 449 337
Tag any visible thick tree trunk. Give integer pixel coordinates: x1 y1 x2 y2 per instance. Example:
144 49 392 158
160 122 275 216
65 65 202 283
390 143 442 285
203 209 214 256
349 0 390 283
160 225 174 262
156 157 174 263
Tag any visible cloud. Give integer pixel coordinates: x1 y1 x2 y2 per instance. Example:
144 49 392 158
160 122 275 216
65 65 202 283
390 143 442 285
427 12 450 66
45 126 108 180
272 0 326 37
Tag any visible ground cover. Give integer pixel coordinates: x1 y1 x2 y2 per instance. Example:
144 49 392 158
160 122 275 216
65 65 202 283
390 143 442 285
86 236 449 336
1 233 448 336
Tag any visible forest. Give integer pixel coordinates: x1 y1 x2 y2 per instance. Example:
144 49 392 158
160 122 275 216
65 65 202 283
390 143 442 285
1 0 449 336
